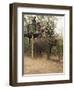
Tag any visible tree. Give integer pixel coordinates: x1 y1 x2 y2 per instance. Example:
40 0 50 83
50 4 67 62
24 15 63 59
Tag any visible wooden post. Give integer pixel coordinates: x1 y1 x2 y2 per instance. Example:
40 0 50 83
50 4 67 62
31 34 34 58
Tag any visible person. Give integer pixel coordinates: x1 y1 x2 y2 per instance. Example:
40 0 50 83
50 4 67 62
32 17 36 33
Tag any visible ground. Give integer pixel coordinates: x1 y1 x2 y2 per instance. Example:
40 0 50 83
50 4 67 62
24 55 63 74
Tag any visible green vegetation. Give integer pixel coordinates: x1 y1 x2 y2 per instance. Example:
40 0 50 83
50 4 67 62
24 15 63 59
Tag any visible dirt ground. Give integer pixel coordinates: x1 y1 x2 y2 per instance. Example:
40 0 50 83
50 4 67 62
24 55 63 74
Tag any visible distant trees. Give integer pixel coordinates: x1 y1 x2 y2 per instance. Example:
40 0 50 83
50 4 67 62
24 15 63 60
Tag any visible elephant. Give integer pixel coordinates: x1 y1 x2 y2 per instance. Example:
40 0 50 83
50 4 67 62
33 33 62 62
33 34 50 59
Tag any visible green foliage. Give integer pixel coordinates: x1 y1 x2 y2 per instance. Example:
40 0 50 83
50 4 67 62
24 37 29 51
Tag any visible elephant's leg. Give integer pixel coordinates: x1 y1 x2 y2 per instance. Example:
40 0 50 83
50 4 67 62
47 45 52 60
33 43 36 58
34 43 39 58
38 46 43 57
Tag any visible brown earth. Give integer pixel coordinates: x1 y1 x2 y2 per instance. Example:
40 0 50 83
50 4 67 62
24 55 63 74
